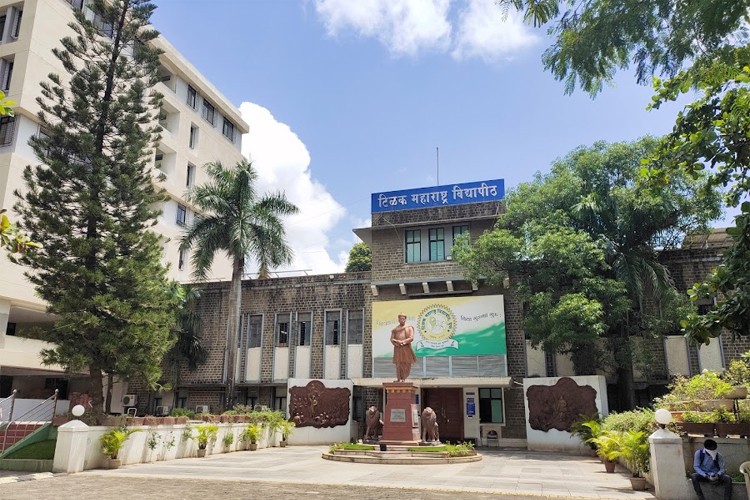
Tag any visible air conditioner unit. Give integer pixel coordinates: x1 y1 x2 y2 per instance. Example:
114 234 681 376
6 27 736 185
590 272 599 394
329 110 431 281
155 405 170 416
195 405 210 414
122 394 137 406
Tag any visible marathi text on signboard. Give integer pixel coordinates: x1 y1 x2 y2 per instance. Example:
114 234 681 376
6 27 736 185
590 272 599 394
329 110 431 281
371 179 505 213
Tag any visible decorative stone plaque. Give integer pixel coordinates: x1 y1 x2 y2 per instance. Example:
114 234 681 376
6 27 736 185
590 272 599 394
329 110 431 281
390 408 406 423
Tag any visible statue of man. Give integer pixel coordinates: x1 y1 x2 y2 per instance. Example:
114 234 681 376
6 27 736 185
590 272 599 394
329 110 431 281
391 313 417 382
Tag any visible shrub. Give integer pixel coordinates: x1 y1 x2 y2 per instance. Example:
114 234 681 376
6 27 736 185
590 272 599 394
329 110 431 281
601 409 656 435
170 407 195 419
444 442 475 457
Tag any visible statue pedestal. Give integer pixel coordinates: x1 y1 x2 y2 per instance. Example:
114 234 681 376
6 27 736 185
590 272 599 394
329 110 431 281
380 382 420 444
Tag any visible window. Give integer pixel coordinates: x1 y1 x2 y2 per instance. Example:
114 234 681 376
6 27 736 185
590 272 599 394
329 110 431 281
93 12 112 38
247 314 262 348
273 387 286 415
453 224 469 242
347 309 363 345
429 228 445 261
479 388 504 423
202 99 215 125
178 248 186 271
325 310 340 346
6 322 16 336
222 117 235 142
0 59 13 91
0 16 6 41
9 8 21 40
405 229 421 263
0 116 15 146
276 314 290 346
298 312 311 346
37 126 51 157
187 85 197 109
68 0 84 11
186 163 195 187
189 125 198 149
176 203 186 226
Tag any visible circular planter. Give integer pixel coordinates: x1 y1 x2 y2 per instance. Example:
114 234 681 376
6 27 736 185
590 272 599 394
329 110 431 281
604 460 616 473
105 458 121 469
197 448 207 457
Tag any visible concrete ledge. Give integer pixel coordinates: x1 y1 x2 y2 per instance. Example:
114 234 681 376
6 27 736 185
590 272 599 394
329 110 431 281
0 459 53 472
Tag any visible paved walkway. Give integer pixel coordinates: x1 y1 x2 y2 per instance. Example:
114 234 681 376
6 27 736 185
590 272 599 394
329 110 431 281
0 446 657 500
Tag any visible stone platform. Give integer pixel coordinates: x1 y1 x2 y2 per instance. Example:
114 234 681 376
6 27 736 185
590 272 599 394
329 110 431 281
322 444 482 465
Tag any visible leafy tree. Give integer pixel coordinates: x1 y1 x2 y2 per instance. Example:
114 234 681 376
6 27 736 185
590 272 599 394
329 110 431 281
181 159 298 410
15 0 177 414
164 285 207 374
454 138 721 407
345 242 371 272
498 0 750 343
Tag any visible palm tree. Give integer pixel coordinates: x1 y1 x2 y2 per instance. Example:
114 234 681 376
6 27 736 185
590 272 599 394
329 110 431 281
181 160 299 410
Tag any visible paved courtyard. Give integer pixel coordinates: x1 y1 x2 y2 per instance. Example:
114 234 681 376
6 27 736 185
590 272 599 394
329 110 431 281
0 446 657 500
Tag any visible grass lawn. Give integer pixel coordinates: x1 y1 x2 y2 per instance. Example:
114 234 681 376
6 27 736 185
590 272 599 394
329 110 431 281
4 440 56 460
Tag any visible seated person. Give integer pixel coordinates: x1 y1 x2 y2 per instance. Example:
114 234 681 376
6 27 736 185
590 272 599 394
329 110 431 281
691 439 732 500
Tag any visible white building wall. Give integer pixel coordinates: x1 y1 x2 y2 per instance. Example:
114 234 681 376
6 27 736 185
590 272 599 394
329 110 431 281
525 340 546 377
294 346 311 379
698 340 724 373
665 336 691 376
346 344 363 378
324 346 340 379
273 346 289 381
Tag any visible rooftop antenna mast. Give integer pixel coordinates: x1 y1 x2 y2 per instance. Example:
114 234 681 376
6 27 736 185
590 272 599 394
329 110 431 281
436 146 439 185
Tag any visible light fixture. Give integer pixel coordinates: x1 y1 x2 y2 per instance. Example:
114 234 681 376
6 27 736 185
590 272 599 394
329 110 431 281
399 283 407 295
654 408 672 429
446 280 454 292
370 284 379 296
72 404 85 418
422 282 430 294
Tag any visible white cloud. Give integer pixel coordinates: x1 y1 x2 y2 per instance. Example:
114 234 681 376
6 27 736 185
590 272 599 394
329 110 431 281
313 0 538 61
239 102 348 275
452 0 538 62
314 0 452 56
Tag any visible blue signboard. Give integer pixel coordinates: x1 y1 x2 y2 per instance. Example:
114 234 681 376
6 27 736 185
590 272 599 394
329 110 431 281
466 393 476 417
372 179 505 213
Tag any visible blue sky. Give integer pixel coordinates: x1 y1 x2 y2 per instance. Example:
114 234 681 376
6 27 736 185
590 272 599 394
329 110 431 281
151 0 728 274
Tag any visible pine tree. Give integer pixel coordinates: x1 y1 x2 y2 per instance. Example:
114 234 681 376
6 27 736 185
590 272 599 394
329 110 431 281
15 0 177 414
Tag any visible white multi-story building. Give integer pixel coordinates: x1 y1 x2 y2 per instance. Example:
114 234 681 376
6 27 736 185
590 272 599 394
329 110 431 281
0 0 248 413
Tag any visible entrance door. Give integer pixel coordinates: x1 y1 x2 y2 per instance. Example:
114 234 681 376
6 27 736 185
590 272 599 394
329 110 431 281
422 388 463 442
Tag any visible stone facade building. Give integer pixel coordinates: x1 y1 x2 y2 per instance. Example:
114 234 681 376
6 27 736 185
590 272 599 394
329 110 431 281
143 179 740 446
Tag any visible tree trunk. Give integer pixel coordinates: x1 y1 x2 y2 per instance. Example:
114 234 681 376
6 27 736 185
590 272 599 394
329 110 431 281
224 258 243 411
89 364 104 414
105 372 114 415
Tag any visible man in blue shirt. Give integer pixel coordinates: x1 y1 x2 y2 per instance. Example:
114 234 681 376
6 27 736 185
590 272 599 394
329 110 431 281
691 439 732 500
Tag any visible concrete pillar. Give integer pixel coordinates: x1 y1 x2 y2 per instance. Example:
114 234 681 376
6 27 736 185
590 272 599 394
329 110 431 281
649 428 692 499
52 420 90 473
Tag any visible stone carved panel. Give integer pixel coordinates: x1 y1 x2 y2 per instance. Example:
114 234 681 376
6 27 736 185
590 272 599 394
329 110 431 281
289 380 351 428
526 377 598 432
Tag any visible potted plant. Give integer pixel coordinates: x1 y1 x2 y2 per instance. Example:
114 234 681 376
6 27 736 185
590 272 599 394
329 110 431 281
242 423 262 451
681 411 715 436
100 426 137 469
590 430 623 473
222 431 234 451
571 417 601 453
279 419 296 447
620 430 649 490
146 430 160 462
193 423 218 457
